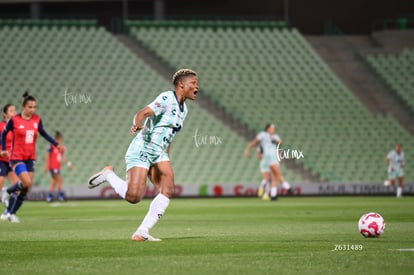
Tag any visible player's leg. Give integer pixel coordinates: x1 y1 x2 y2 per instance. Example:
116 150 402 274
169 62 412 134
269 164 279 199
0 161 9 207
260 171 271 200
396 176 403 197
47 172 58 202
125 166 149 203
55 173 65 201
88 138 152 201
88 164 149 203
396 169 403 198
7 170 18 186
258 159 269 197
132 160 173 241
388 168 396 187
273 165 292 194
1 166 19 209
5 162 34 222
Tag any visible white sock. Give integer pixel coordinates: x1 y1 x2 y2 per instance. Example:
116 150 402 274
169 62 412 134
264 181 270 195
259 179 267 189
105 170 127 199
138 193 170 233
270 186 277 197
397 187 402 197
282 181 291 190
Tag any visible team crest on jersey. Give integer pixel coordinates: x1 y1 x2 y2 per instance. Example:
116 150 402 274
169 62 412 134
155 102 161 108
139 151 148 162
19 125 24 129
33 122 38 129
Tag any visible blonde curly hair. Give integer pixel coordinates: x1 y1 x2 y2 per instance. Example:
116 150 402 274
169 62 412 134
172 69 197 86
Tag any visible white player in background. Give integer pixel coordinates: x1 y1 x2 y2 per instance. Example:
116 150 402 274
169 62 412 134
256 145 271 200
384 143 405 198
244 124 291 200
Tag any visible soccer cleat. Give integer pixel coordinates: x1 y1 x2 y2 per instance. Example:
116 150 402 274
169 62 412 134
88 166 113 189
262 194 270 201
131 230 161 242
46 194 53 203
8 214 20 223
1 210 9 221
384 180 390 186
270 196 278 201
257 188 264 197
1 187 10 208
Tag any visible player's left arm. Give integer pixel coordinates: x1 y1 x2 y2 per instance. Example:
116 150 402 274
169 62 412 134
60 146 73 169
38 119 59 147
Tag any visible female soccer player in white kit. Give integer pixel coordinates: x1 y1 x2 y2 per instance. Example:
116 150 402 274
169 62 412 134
88 69 198 241
384 143 405 197
244 124 291 200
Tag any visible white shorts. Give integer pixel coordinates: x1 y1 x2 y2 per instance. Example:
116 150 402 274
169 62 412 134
260 154 279 173
125 137 169 171
388 167 403 180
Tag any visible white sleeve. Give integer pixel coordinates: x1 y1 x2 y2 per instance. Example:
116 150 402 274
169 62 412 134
256 132 264 141
147 91 170 116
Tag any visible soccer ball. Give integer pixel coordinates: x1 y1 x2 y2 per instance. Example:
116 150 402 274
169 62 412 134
358 212 385 237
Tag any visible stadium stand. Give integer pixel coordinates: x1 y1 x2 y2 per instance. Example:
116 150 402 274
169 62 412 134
366 49 414 112
127 20 414 182
0 20 302 187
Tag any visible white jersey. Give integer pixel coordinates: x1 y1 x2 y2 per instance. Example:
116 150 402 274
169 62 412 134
256 131 281 157
136 90 187 152
387 150 404 170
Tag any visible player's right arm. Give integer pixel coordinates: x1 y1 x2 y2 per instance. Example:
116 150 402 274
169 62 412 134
244 138 260 158
130 106 155 135
386 152 393 171
0 118 13 158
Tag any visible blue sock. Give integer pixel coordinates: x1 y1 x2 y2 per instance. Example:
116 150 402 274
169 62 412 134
7 193 18 213
8 193 25 214
7 182 23 194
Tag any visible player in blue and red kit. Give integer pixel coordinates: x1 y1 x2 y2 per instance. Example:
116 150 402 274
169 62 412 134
0 92 60 223
45 131 73 202
0 104 19 206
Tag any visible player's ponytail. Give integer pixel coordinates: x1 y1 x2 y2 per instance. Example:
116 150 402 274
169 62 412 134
22 91 36 107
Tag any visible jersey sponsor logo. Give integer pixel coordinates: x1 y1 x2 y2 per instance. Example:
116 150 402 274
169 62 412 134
171 109 176 115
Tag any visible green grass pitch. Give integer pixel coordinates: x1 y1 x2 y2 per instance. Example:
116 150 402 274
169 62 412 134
0 196 413 275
